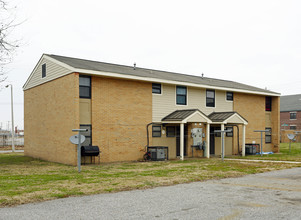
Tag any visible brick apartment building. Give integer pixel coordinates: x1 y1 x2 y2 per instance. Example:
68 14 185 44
280 94 301 130
280 94 301 142
23 54 280 165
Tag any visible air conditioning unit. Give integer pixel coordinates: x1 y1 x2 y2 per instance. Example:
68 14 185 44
148 147 167 161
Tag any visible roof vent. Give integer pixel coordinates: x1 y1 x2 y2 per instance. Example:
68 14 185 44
201 73 204 79
133 63 136 70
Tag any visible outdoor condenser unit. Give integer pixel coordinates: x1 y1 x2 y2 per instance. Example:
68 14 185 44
148 147 167 161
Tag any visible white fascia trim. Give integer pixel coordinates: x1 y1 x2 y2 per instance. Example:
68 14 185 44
182 111 212 123
75 68 280 97
161 121 184 124
23 54 75 90
224 113 248 125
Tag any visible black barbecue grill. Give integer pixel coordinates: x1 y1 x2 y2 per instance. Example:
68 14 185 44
81 146 100 156
81 146 100 165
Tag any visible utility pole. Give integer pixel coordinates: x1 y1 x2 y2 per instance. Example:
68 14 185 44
6 84 15 152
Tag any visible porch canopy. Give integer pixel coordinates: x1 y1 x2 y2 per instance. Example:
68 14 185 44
162 109 212 160
208 111 248 157
161 109 248 160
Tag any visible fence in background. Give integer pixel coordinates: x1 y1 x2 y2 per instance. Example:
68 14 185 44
0 137 24 147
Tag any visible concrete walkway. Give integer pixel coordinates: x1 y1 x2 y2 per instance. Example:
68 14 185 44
225 158 301 164
1 167 301 219
0 150 24 153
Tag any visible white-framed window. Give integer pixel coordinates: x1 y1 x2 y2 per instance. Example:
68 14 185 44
290 112 297 120
226 92 233 101
290 125 297 130
176 86 187 105
206 90 215 107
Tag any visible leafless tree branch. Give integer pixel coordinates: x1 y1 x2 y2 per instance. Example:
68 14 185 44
0 0 20 83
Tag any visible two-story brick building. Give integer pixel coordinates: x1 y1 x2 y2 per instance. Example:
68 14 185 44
23 54 280 165
280 94 301 142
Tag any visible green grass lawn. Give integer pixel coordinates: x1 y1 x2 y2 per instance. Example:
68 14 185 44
0 150 300 207
229 142 301 162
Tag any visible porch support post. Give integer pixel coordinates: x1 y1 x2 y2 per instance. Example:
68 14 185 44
180 123 184 160
206 123 210 158
221 124 225 157
242 124 246 156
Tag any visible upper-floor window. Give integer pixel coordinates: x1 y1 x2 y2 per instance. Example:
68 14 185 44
176 86 187 105
226 92 233 101
265 127 272 143
290 112 297 120
152 83 161 94
265 96 272 111
79 75 91 99
206 90 215 107
42 64 46 78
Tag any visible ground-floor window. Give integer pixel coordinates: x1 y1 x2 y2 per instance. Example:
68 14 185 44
166 126 175 137
290 125 297 130
265 127 272 143
226 126 233 137
80 124 92 146
152 126 161 137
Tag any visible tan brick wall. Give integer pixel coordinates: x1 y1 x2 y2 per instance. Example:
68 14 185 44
24 73 80 165
271 96 280 152
91 76 152 162
233 93 279 153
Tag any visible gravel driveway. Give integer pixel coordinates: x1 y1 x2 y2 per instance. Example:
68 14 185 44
1 167 301 220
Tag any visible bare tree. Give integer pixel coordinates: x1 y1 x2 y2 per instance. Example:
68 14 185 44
0 0 19 83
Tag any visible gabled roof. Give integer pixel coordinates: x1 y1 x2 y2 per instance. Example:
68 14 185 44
280 94 301 112
208 112 248 125
25 54 280 96
161 109 248 125
162 109 211 123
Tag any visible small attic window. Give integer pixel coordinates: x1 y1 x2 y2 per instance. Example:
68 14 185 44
42 64 46 78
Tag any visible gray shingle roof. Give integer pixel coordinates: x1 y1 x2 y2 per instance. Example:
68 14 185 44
162 109 206 121
280 94 301 112
208 112 247 123
47 54 279 95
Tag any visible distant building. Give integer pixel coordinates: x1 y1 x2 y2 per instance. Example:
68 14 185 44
280 94 301 130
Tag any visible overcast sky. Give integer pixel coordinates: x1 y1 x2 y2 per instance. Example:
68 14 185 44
0 0 301 130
